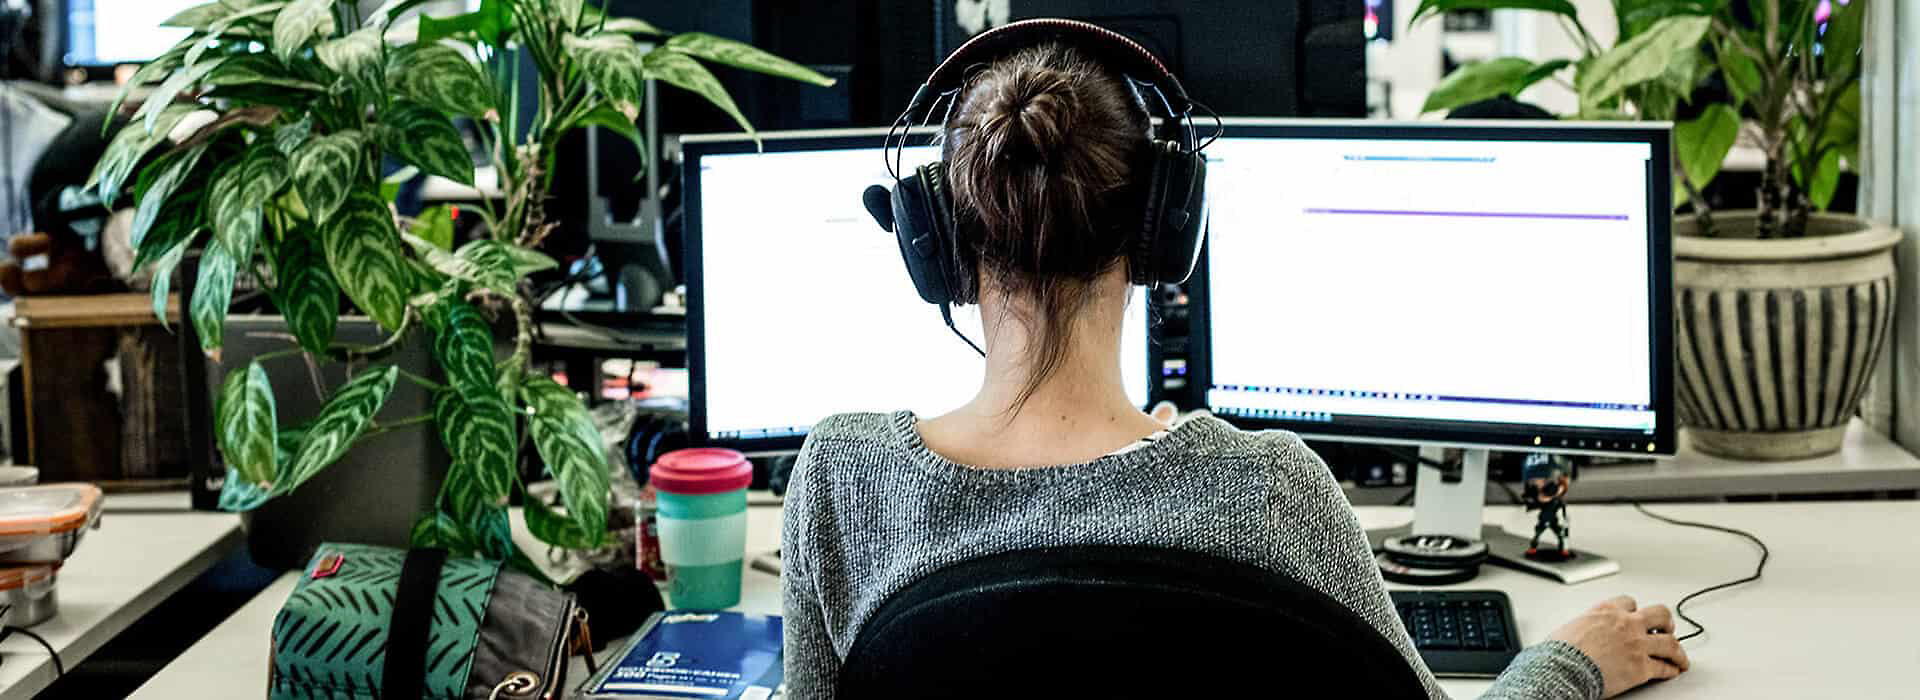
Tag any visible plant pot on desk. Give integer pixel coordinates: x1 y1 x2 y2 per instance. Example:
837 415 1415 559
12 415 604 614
1674 211 1901 460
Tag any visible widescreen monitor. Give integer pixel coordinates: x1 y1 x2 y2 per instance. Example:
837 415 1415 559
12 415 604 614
1193 119 1674 456
684 129 1152 452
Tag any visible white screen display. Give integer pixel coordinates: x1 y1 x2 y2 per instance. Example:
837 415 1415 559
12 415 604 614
66 0 198 66
1204 133 1657 435
696 139 1150 442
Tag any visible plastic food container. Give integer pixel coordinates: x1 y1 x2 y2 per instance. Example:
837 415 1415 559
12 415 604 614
0 484 104 564
0 565 59 627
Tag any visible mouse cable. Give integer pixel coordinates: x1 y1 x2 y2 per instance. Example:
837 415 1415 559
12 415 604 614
0 625 62 678
1630 502 1770 643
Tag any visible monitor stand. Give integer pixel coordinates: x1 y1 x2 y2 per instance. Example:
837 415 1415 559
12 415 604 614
1367 447 1619 585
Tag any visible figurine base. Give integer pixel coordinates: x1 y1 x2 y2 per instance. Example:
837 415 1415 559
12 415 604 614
1523 547 1576 563
1369 524 1620 585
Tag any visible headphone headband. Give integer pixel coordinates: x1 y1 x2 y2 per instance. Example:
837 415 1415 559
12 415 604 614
919 18 1193 115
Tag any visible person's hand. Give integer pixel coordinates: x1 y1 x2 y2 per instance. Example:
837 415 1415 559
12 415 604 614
1548 596 1690 698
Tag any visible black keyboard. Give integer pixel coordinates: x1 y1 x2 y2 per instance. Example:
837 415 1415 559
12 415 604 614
1390 590 1522 678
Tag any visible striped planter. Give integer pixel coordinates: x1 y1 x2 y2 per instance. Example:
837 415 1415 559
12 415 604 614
1674 212 1902 460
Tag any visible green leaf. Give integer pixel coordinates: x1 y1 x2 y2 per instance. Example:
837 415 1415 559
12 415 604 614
410 511 477 552
379 101 474 185
130 143 210 255
89 104 200 206
149 234 197 328
1717 40 1762 105
426 299 497 399
274 113 314 154
411 204 457 251
204 52 329 91
566 34 646 110
499 243 558 276
416 0 512 46
1614 0 1716 39
524 491 600 549
390 45 494 117
273 0 335 60
208 143 291 265
162 2 231 29
402 232 498 292
291 130 363 222
315 25 384 88
1422 57 1536 114
1578 15 1711 108
1411 0 1579 24
192 239 239 355
643 48 755 140
322 191 412 330
571 103 647 167
519 375 608 548
1805 148 1842 210
189 3 285 65
271 233 338 355
1676 103 1739 194
110 44 188 118
215 362 278 485
132 56 226 136
434 390 517 525
218 467 274 510
601 17 664 35
666 32 836 87
278 366 398 492
1823 0 1863 75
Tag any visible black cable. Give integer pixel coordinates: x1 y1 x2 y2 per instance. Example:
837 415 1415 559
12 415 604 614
1631 502 1770 643
0 625 62 678
1496 480 1524 505
1392 489 1414 506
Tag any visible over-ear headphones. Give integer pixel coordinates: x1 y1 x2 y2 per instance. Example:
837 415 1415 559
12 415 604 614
865 18 1210 318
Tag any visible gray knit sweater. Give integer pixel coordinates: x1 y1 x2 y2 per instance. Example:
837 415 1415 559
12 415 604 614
780 411 1604 699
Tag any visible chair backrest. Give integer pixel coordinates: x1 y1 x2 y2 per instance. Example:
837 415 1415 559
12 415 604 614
839 545 1427 699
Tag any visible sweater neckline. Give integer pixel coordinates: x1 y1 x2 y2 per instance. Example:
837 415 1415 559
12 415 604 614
887 410 1208 478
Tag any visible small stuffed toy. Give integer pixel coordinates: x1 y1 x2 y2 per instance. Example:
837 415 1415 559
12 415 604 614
0 226 120 297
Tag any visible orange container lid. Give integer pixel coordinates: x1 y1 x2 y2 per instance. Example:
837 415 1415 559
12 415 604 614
0 484 103 536
0 564 58 591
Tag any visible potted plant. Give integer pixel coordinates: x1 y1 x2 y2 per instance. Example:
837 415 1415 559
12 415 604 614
1415 0 1883 460
87 0 831 570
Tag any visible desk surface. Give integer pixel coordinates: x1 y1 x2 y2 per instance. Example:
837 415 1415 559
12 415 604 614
140 501 1917 699
1347 418 1920 505
0 492 240 700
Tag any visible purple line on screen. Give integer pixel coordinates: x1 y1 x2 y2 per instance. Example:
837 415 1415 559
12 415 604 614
1304 208 1629 221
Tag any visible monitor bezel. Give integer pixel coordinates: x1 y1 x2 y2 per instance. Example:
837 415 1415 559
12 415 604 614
682 127 1158 453
1188 119 1677 458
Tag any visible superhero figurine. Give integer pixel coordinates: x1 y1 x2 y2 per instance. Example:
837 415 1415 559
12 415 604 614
1522 454 1574 562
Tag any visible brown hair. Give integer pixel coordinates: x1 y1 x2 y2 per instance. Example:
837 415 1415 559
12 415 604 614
942 43 1149 409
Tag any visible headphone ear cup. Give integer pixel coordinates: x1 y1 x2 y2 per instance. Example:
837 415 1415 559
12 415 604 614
889 166 953 305
1155 147 1207 285
1131 142 1175 286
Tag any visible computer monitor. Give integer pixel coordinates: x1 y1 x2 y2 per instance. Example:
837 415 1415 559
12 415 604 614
1191 120 1672 577
684 129 1152 452
64 0 198 66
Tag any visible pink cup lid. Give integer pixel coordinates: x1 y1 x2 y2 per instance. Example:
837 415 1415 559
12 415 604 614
650 448 752 495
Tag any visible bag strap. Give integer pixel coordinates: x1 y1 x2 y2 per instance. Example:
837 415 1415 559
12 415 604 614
384 548 450 698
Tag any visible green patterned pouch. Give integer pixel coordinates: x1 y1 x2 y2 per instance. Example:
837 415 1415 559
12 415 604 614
269 543 590 700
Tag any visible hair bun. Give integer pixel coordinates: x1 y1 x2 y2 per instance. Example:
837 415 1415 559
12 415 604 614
976 65 1077 161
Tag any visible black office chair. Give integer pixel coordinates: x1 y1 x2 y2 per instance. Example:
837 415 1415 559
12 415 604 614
839 545 1428 699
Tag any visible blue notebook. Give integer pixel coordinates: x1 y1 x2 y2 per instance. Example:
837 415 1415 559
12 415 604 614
578 611 784 700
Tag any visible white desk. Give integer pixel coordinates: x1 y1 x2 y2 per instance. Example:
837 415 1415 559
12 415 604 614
1347 418 1920 506
140 501 1917 699
0 491 241 700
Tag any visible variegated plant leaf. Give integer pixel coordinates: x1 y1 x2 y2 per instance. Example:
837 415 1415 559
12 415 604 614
272 0 334 60
519 375 608 547
148 233 197 328
665 32 835 86
321 191 410 330
271 232 338 355
215 362 278 485
274 113 314 154
204 52 328 92
642 48 754 140
524 493 599 549
434 389 516 518
192 238 239 355
390 45 493 117
130 143 209 254
89 104 201 206
290 130 362 222
378 101 474 185
565 33 645 109
316 25 383 87
277 366 398 492
208 143 290 265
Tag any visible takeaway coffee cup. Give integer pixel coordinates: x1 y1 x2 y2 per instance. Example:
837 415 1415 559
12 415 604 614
649 448 752 609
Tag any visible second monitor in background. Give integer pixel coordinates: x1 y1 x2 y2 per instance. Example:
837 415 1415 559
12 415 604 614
1192 119 1675 583
683 129 1152 453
